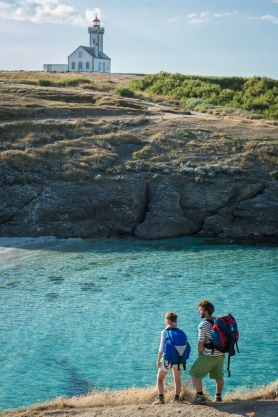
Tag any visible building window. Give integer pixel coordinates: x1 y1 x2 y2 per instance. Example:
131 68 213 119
86 61 90 70
79 51 82 58
98 62 101 71
71 62 75 70
93 39 96 44
79 61 83 71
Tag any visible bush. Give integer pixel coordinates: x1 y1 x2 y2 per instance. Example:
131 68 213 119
115 87 135 98
130 72 278 119
38 79 52 86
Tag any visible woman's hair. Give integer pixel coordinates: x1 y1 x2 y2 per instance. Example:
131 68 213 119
165 312 177 323
198 299 215 315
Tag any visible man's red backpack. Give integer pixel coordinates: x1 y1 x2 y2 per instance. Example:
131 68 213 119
205 314 239 377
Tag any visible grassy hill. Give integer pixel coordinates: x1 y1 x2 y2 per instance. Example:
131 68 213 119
0 71 277 185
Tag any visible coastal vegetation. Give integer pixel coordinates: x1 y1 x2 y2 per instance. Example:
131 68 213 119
130 72 278 119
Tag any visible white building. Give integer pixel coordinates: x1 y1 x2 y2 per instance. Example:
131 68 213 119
44 17 111 73
43 64 68 72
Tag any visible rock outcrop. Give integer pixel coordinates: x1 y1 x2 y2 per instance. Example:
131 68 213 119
0 174 277 242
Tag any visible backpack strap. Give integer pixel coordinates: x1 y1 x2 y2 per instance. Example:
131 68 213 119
204 319 215 353
163 360 172 370
227 354 231 377
165 327 178 344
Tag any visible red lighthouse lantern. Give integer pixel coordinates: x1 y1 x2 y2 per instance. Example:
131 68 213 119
93 16 101 27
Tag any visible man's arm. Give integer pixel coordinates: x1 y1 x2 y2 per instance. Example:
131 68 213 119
198 341 205 354
198 323 205 354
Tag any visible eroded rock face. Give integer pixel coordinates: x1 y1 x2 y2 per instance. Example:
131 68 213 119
200 182 278 240
134 175 267 240
0 177 147 238
0 175 277 242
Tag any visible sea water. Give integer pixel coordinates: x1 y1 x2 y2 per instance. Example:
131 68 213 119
0 236 277 410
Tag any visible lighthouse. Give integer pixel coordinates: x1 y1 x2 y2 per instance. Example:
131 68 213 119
67 16 111 73
44 16 111 73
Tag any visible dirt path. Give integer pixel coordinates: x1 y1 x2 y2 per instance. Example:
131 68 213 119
3 401 277 417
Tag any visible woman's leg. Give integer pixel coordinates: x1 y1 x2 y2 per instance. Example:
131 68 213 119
172 367 182 396
157 369 168 395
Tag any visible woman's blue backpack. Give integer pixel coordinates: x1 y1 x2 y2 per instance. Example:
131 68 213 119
163 328 191 370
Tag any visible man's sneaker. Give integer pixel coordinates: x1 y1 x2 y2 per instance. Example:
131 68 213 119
193 393 207 404
171 395 181 403
214 394 222 403
152 395 165 405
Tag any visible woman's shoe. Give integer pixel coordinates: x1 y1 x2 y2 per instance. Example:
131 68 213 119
171 395 181 403
152 395 165 405
214 394 222 403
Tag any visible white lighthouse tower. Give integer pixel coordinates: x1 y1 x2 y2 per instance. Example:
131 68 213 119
89 17 105 57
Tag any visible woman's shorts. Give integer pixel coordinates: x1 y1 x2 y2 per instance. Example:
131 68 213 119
159 360 183 373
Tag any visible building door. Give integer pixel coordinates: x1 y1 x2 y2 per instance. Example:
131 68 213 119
78 61 83 71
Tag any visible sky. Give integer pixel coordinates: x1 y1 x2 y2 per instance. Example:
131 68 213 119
0 0 277 78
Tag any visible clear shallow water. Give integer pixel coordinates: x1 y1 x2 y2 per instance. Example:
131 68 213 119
0 236 277 410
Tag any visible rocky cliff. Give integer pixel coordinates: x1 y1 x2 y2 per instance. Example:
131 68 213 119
0 72 277 243
1 174 277 242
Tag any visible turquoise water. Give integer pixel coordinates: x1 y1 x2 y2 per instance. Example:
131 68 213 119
0 236 277 410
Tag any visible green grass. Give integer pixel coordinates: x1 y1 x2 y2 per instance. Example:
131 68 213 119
130 72 278 119
38 77 92 87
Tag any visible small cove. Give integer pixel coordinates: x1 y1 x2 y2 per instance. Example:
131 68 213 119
0 236 277 410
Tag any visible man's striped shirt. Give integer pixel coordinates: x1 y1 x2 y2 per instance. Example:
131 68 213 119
198 319 224 356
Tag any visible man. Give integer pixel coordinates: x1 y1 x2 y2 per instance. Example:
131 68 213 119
190 300 224 403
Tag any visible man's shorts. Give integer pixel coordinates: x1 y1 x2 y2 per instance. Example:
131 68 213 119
159 360 183 373
190 354 224 380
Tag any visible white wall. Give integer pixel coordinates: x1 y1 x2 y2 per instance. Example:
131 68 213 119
68 47 93 72
43 64 68 72
68 46 111 73
94 59 111 73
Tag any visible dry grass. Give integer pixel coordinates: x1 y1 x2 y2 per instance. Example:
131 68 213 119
224 379 278 402
0 71 142 92
1 116 277 184
24 382 196 412
4 380 275 415
0 71 277 183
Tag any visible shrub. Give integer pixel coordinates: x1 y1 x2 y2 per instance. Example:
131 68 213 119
115 87 135 98
130 72 278 119
38 79 52 86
